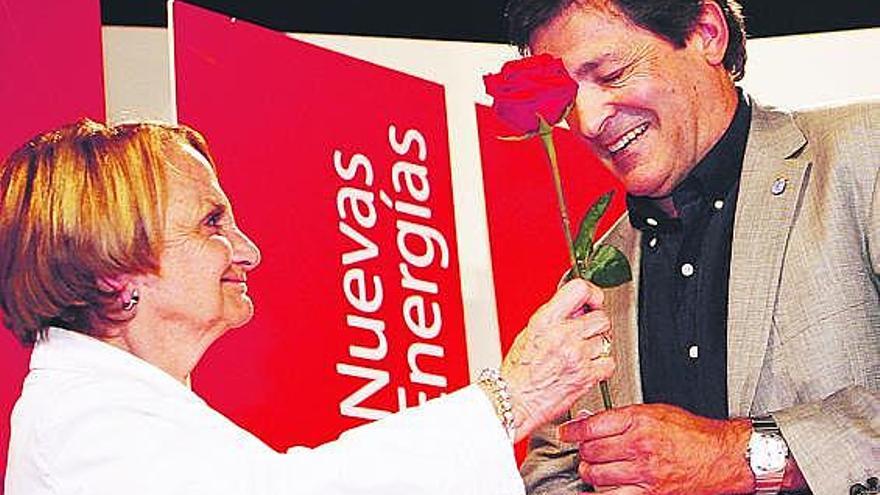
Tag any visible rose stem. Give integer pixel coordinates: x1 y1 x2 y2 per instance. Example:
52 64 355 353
538 119 614 411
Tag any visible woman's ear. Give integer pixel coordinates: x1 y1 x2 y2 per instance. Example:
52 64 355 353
98 276 139 310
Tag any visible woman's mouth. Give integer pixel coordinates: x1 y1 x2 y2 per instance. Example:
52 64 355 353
221 275 247 286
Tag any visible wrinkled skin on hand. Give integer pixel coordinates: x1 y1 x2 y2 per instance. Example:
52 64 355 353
502 279 615 442
559 403 755 495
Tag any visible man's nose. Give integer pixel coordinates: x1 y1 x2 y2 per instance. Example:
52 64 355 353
569 84 615 140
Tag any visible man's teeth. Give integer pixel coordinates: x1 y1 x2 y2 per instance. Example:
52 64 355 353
608 123 649 154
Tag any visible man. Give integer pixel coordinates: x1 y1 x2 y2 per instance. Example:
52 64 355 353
505 0 879 494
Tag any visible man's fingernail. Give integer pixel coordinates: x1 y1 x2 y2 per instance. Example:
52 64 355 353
557 424 571 439
558 413 592 441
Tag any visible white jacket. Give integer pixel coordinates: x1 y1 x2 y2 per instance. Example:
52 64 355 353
5 327 524 495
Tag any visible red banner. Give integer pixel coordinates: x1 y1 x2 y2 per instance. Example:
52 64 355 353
477 105 626 355
0 0 105 481
174 2 469 450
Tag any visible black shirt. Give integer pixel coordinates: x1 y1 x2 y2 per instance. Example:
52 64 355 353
629 91 751 419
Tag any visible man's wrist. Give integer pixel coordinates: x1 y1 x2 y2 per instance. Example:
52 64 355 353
722 418 761 494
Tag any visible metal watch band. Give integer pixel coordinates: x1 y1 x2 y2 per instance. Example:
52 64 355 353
755 471 785 495
751 415 786 495
752 415 780 434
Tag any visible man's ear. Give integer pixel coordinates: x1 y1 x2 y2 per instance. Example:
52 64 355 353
689 1 730 67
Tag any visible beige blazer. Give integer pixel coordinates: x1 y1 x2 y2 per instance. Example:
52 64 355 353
521 99 879 495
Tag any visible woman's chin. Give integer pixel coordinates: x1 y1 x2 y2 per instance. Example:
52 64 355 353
224 300 255 330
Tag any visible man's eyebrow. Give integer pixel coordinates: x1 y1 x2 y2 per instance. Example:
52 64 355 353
574 60 601 77
573 54 617 78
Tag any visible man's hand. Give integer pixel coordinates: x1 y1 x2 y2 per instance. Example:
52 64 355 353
558 404 754 494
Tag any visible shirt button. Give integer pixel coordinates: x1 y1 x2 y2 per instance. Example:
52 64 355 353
645 217 659 227
713 199 724 210
680 263 695 277
688 345 699 359
649 237 658 248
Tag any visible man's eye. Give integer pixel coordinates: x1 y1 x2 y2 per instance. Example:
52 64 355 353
599 68 626 84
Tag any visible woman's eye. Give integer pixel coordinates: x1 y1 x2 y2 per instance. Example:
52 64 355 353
206 212 223 228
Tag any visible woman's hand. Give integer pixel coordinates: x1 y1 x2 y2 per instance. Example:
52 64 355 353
501 279 615 442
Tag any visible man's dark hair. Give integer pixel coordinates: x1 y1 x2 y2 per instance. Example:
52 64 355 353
506 0 747 81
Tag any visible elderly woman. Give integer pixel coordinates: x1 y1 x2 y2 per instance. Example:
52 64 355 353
1 120 614 495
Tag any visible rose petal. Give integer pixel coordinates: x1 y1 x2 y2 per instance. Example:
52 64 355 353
484 54 577 134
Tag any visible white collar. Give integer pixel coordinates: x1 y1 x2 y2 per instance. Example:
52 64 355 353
31 327 202 403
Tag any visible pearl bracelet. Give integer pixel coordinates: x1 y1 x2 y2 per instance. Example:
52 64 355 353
477 368 516 442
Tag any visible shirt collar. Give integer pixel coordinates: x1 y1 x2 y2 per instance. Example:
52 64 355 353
30 327 201 402
627 89 751 230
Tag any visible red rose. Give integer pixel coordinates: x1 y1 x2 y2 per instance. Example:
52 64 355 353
483 54 578 135
484 53 628 412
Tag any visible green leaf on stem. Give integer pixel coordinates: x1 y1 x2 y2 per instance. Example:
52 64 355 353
584 244 632 288
574 191 613 263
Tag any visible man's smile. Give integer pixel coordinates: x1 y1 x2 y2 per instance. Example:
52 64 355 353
608 122 649 155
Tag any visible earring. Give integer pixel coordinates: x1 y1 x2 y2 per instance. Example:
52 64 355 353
123 289 140 312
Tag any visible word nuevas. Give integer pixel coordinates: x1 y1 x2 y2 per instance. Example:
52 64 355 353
333 124 453 421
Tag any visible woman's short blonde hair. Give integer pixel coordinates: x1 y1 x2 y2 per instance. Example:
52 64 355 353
0 119 213 345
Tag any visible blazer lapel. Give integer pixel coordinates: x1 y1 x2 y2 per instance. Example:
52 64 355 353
727 102 812 416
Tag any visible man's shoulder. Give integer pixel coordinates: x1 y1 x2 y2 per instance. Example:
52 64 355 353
792 98 877 136
753 97 879 144
750 97 878 181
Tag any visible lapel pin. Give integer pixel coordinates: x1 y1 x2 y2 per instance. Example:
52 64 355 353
771 177 787 196
850 477 879 495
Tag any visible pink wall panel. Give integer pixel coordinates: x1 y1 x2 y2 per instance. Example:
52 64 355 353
174 2 469 450
0 0 105 482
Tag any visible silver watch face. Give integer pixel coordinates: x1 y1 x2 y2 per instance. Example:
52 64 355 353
749 432 788 474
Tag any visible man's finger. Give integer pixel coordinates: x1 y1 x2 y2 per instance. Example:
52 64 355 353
585 459 644 487
596 485 644 495
577 460 594 487
559 408 632 442
579 435 634 464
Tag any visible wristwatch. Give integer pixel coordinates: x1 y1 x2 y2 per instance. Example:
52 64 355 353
747 415 789 495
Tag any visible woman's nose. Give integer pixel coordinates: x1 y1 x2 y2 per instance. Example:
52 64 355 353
231 228 261 270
